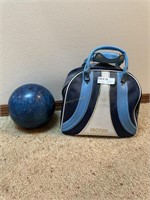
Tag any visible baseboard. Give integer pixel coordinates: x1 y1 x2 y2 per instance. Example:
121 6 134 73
141 94 150 103
0 100 62 117
0 94 149 117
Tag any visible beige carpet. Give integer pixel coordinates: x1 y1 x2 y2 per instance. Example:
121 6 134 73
0 104 150 200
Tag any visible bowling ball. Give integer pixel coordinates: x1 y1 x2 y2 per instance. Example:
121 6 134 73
8 84 55 129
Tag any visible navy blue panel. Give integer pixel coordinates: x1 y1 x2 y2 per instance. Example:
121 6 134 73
110 72 133 137
63 73 82 123
62 71 94 131
62 67 83 96
63 71 101 135
127 74 141 125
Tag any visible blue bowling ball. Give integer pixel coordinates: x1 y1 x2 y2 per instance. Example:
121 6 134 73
8 84 55 129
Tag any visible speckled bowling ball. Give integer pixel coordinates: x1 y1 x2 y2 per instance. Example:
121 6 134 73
8 84 55 129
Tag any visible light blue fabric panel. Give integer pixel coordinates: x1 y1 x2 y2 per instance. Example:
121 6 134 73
62 72 93 132
117 72 136 134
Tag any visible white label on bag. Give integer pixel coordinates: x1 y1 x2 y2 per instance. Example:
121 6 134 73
97 77 115 85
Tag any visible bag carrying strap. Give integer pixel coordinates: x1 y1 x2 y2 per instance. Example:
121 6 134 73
84 46 128 83
93 52 124 66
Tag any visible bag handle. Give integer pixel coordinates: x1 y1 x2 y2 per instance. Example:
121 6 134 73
93 52 124 66
84 45 128 82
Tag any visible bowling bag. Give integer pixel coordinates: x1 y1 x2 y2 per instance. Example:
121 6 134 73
61 46 142 137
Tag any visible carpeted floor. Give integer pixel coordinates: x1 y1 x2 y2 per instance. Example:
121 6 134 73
0 104 150 200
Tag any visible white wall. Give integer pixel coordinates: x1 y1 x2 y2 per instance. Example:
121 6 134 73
1 0 149 104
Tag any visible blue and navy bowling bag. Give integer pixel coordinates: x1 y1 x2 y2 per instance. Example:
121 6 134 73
61 46 142 137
